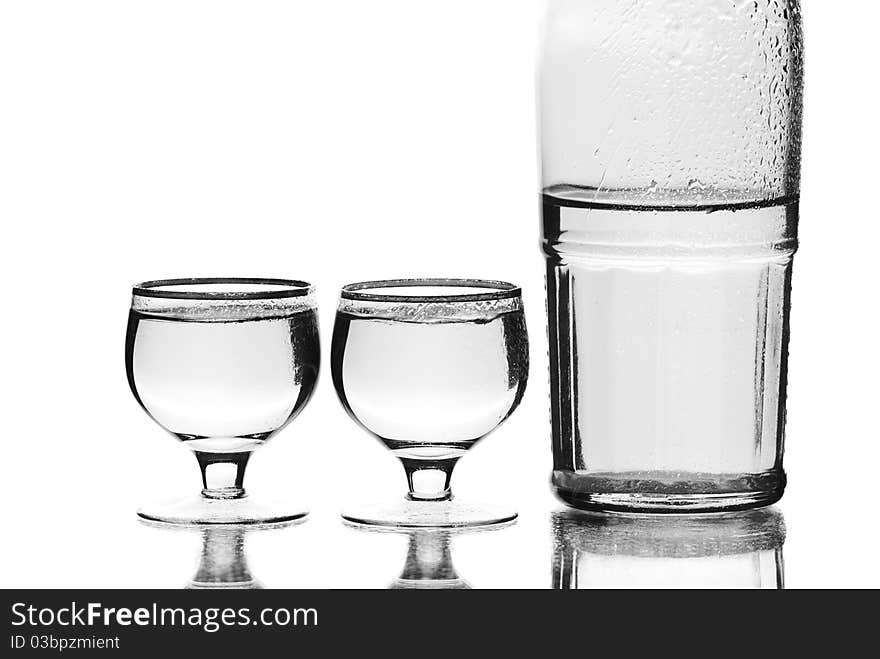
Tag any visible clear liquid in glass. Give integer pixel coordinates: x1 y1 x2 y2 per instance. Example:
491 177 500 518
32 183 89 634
331 310 528 461
126 308 320 454
544 189 796 510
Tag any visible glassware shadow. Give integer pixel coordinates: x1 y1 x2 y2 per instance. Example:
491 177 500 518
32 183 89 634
141 519 304 589
552 508 785 589
346 523 516 589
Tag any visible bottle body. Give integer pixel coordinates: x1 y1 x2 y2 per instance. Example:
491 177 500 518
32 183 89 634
539 0 803 512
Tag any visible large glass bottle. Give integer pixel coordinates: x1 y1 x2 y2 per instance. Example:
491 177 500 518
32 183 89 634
539 0 804 512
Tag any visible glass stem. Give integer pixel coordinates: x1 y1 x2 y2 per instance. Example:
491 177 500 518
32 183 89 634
196 451 250 500
401 457 458 502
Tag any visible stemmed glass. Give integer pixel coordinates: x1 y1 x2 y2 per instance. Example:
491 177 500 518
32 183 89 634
331 279 529 528
125 278 320 526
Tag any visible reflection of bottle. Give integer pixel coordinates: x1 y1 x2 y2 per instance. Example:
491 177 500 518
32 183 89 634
552 509 785 589
390 531 471 590
188 528 262 590
540 1 804 512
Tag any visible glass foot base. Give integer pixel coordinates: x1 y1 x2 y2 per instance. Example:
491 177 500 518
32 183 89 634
137 495 308 528
341 499 517 530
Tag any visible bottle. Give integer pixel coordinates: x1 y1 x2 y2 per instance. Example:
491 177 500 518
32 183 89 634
539 0 804 512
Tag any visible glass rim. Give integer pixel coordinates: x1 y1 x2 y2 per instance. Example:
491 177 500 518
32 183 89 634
339 278 522 303
132 278 314 301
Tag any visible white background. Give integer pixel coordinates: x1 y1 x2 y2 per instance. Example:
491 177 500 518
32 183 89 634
1 1 877 589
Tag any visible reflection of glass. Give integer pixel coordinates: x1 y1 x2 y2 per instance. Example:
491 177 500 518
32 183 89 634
189 528 262 590
348 523 516 589
390 531 471 590
552 509 785 589
142 520 303 589
126 278 320 526
332 279 529 529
